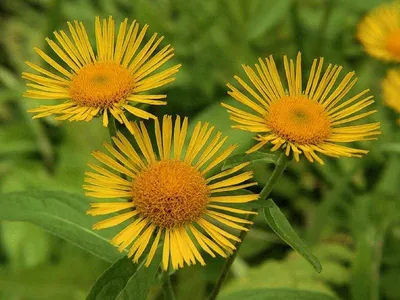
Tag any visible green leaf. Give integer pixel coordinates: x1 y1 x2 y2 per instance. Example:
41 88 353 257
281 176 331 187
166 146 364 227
222 151 278 170
247 0 292 40
263 199 322 273
381 143 400 153
87 253 161 300
218 288 338 300
115 254 161 300
350 226 381 300
0 190 124 262
86 257 137 300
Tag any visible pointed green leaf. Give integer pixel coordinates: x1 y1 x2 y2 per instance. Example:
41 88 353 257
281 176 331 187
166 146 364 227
86 257 137 300
87 254 161 300
116 253 161 300
219 288 338 300
263 199 322 273
0 190 124 262
222 151 278 170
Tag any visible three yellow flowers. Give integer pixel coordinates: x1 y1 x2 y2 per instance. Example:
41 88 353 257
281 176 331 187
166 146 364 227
23 16 380 269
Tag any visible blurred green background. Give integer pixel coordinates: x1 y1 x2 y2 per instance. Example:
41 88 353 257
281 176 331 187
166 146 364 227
0 0 399 299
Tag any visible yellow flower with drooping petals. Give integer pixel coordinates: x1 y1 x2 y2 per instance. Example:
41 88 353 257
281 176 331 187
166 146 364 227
85 115 258 270
23 16 180 131
222 53 380 164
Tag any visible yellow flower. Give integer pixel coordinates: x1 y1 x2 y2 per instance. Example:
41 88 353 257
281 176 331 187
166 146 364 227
222 53 380 164
85 115 258 270
382 68 400 123
22 16 181 131
357 2 400 62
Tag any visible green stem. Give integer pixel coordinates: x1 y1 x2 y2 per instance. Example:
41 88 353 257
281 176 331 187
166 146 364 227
258 153 289 201
290 0 303 53
108 115 118 143
208 152 289 300
162 271 176 300
314 0 335 57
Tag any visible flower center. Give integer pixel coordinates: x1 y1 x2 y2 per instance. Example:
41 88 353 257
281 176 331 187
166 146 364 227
386 29 400 58
69 62 135 108
132 160 210 228
266 96 331 144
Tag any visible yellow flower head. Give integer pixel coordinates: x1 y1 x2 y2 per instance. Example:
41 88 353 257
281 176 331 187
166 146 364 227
23 16 181 131
382 68 400 123
85 115 258 270
357 2 400 62
222 53 380 164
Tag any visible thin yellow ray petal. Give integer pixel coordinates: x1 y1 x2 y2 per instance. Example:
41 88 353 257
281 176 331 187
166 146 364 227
173 115 181 160
206 212 249 231
145 228 162 267
206 162 250 182
308 57 325 98
208 171 253 190
163 229 170 270
180 227 205 265
129 122 153 164
87 202 135 215
194 134 226 170
92 151 136 178
33 47 73 78
139 121 157 163
198 219 240 242
207 204 257 215
123 104 156 120
122 23 148 68
175 117 188 160
92 210 138 229
295 52 302 96
111 218 148 250
154 118 163 159
173 228 194 266
162 115 173 160
115 131 146 169
169 229 183 269
201 145 237 175
198 220 237 250
188 225 217 257
103 142 140 173
209 194 259 203
207 210 253 224
131 224 156 262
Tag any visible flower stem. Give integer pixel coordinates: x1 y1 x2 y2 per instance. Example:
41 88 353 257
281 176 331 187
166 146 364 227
162 271 176 300
108 115 118 143
314 0 335 57
290 0 303 53
258 152 289 201
208 152 289 300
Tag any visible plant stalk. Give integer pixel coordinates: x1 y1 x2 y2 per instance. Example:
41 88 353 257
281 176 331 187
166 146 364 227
162 271 176 300
314 0 335 57
208 152 289 300
290 0 304 54
108 115 118 143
